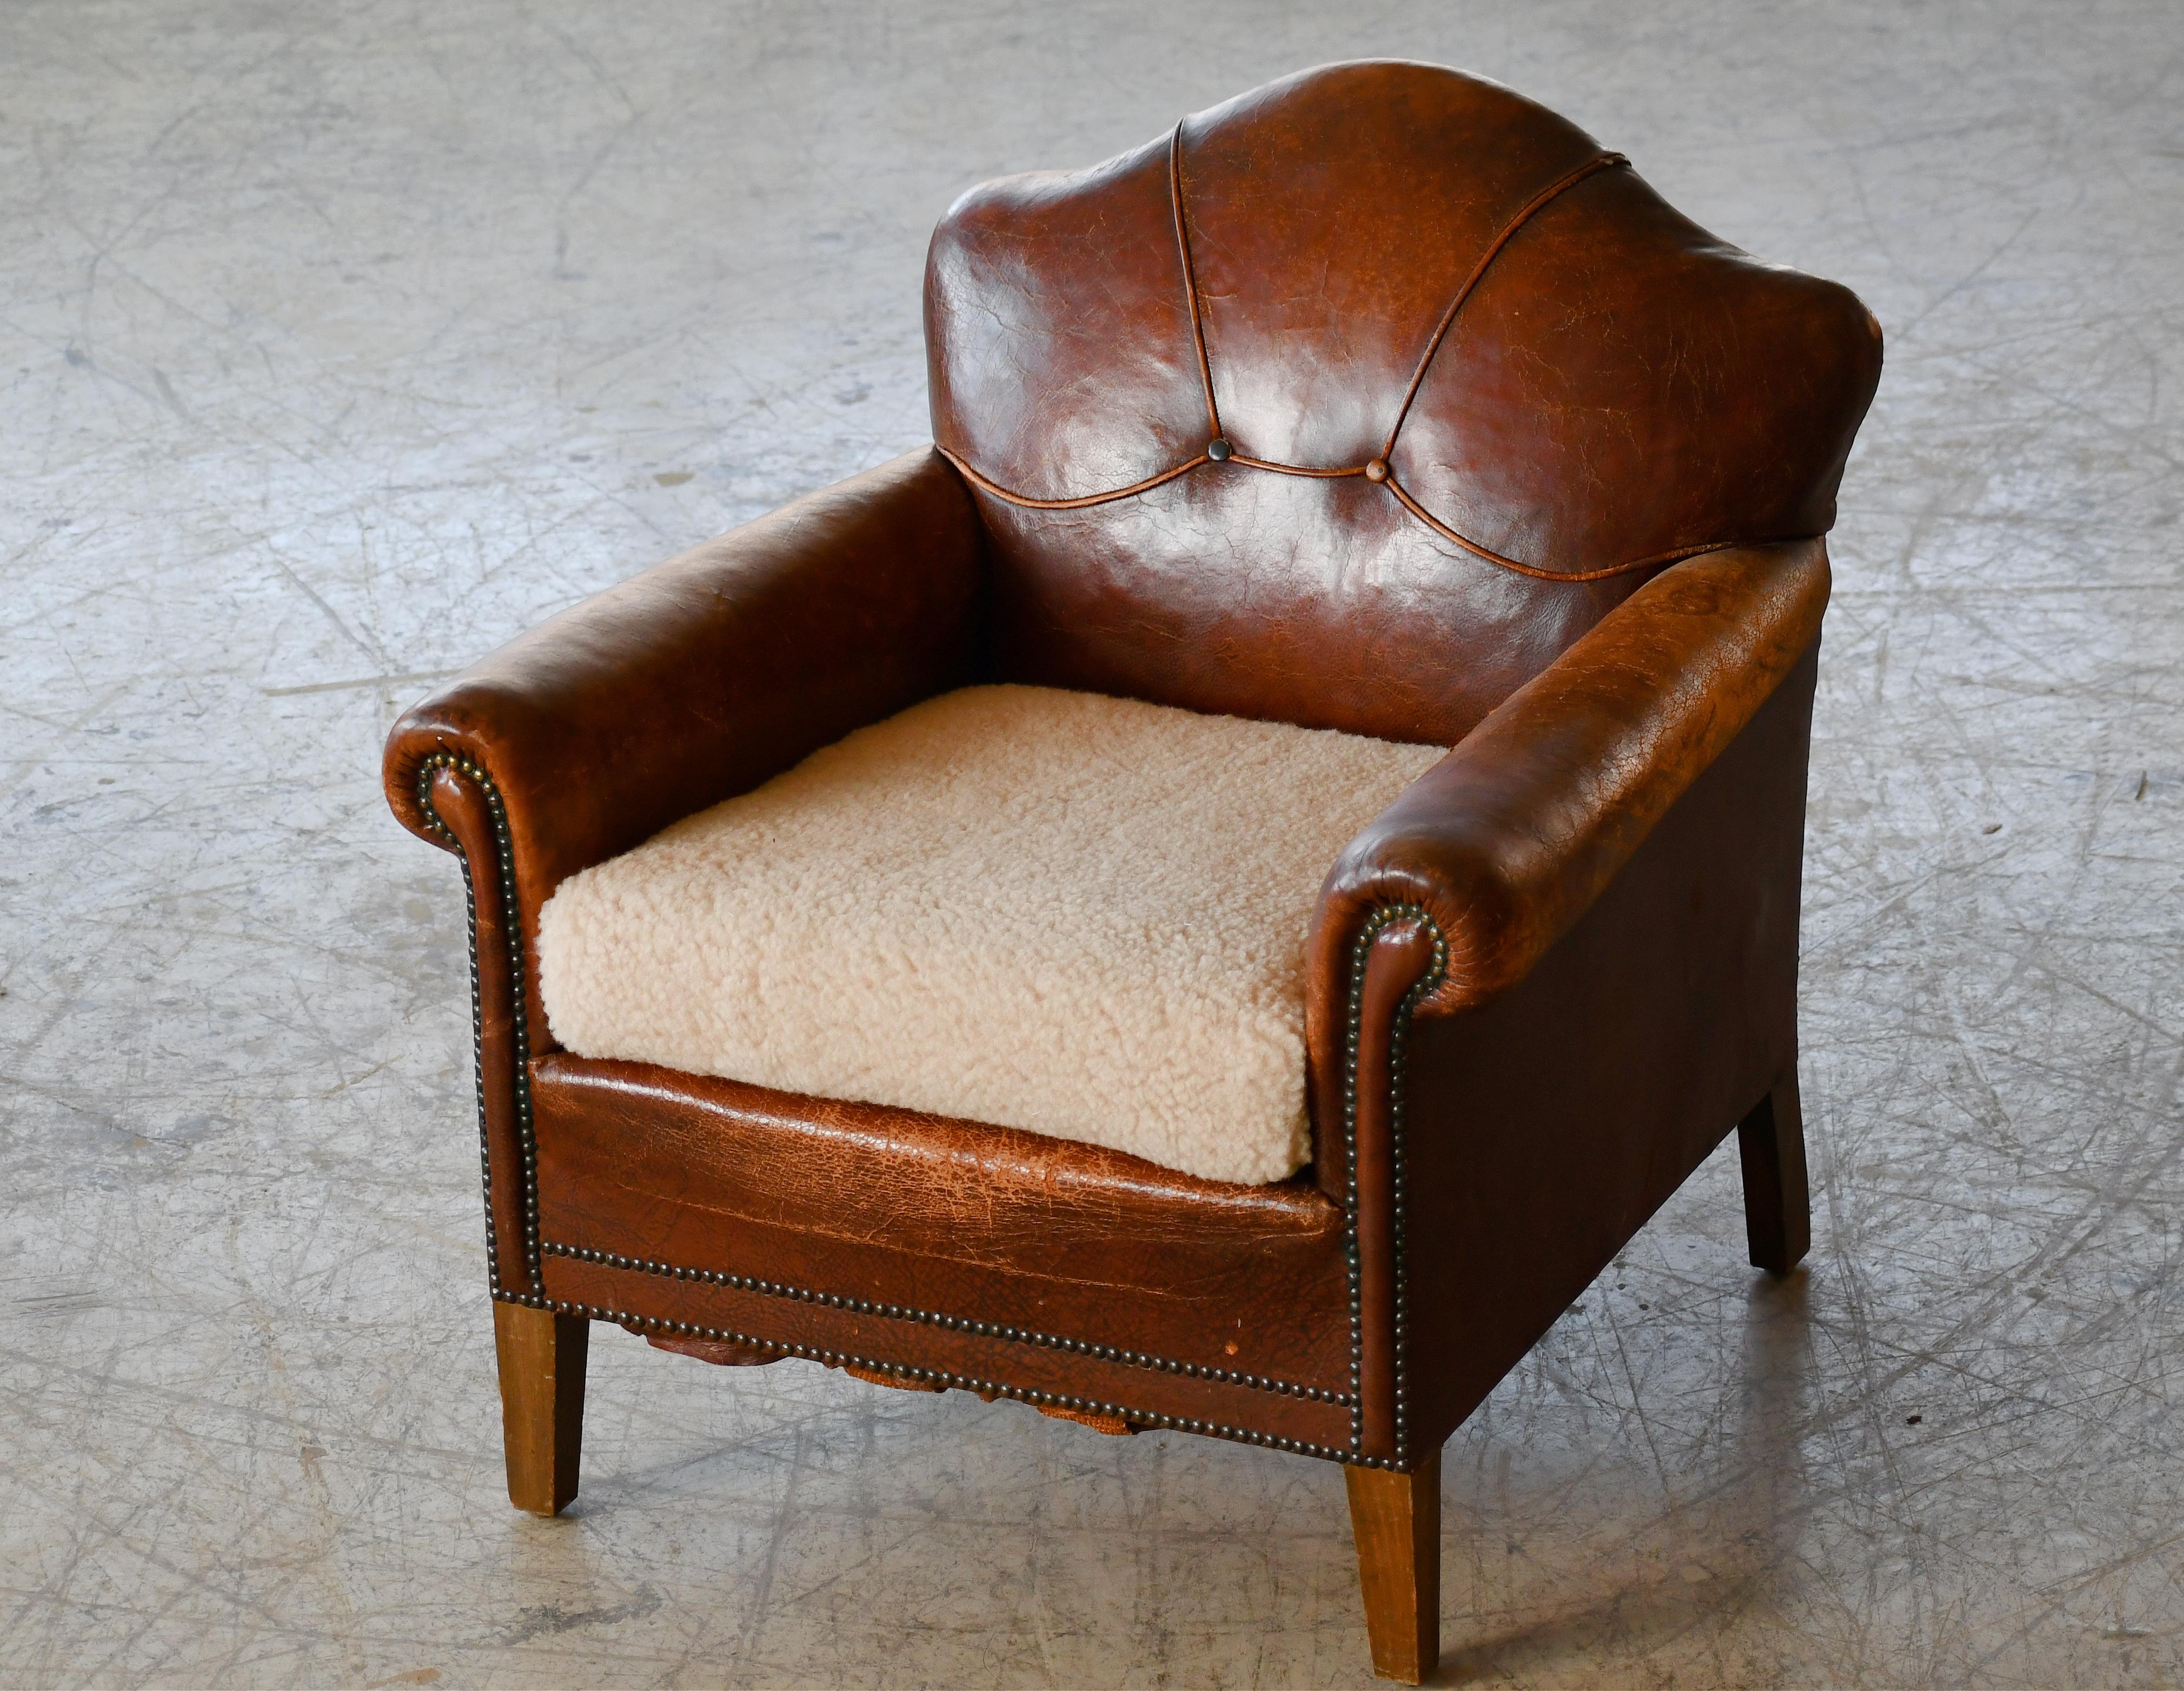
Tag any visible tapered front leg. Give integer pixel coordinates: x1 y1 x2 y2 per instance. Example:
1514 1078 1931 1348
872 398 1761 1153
1737 1070 1811 1277
1346 1451 1440 1683
493 1301 589 1515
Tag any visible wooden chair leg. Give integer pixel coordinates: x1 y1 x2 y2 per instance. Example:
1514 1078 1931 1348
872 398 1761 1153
1346 1450 1440 1683
493 1301 589 1516
1736 1069 1811 1277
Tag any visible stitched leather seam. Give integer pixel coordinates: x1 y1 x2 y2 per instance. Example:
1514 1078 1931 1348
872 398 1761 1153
937 444 1207 510
1169 119 1224 444
414 751 541 1300
512 1290 1409 1467
1340 903 1450 1466
1228 455 1365 479
1383 477 1750 582
944 135 1764 583
1378 151 1627 455
538 1240 1353 1405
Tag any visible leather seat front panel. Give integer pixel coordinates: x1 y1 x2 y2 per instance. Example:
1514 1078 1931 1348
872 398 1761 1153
528 1053 1357 1402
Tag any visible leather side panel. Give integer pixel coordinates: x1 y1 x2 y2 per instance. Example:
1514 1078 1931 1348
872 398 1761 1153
1397 643 1819 1452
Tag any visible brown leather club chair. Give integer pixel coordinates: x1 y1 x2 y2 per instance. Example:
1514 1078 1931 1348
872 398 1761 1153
384 62 1880 1683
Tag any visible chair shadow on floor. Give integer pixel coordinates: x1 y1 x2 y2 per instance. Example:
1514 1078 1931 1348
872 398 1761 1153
1433 1263 1817 1686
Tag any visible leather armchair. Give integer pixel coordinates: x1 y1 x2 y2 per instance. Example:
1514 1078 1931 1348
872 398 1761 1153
384 62 1878 1682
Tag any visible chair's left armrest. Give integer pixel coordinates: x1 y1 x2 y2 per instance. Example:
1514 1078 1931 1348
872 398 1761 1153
383 447 984 911
1310 537 1831 1022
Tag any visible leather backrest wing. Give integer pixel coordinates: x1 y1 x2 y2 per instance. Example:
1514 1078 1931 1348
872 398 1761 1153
926 60 1881 744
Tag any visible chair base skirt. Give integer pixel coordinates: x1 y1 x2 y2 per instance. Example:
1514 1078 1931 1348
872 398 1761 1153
532 1250 1360 1457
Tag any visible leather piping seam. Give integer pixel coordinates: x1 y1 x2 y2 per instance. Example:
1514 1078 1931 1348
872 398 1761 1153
941 139 1724 583
537 1239 1353 1405
413 751 542 1299
936 443 1207 511
1382 477 1748 582
1340 902 1450 1466
526 1293 1409 1467
1169 119 1223 442
1378 151 1627 454
1228 455 1364 479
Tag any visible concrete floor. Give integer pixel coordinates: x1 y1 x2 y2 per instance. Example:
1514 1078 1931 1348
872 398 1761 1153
3 1 2179 1684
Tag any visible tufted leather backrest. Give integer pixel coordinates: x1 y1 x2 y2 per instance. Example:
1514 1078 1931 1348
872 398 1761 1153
926 61 1882 745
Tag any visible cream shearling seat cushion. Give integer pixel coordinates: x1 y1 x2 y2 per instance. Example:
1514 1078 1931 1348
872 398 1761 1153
536 685 1444 1186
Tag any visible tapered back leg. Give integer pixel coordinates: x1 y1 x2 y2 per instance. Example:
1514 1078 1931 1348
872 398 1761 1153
1737 1070 1811 1277
1345 1451 1442 1683
493 1301 589 1515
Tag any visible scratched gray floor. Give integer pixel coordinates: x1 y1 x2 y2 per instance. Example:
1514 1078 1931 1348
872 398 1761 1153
3 2 2179 1686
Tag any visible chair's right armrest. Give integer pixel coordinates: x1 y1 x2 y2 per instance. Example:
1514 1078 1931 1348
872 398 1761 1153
382 447 984 914
1310 538 1830 1023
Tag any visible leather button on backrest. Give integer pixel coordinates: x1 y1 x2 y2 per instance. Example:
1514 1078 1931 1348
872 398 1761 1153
1364 459 1389 483
1207 437 1232 462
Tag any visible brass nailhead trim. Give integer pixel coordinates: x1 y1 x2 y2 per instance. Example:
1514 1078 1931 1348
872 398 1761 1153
1340 903 1449 1465
415 750 541 1300
539 1240 1353 1406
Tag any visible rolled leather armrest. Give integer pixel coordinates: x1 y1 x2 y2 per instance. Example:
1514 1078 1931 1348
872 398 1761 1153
382 447 983 917
1310 537 1831 1018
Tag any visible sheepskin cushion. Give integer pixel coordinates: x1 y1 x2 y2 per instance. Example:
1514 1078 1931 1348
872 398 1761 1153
536 685 1444 1185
